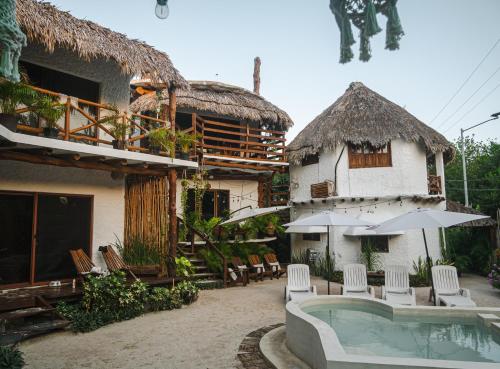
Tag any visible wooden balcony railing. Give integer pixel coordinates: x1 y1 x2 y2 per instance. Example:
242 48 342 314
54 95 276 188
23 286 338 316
428 175 442 195
185 114 287 168
13 85 178 158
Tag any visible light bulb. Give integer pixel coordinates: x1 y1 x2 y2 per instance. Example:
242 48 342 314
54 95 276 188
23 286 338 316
155 0 169 19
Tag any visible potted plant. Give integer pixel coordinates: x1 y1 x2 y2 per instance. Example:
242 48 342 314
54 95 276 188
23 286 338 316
103 114 130 149
148 127 175 156
33 95 66 138
176 131 197 160
0 81 37 131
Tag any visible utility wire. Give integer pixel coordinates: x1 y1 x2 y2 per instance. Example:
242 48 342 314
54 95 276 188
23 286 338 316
430 37 500 124
436 65 500 129
443 80 500 133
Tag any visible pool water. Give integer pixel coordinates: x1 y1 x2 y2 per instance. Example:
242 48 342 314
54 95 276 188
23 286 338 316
303 304 500 363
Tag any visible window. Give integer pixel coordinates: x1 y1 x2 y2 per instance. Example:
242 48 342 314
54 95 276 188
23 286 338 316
348 142 392 169
303 233 321 241
361 236 389 253
187 189 230 220
301 154 319 166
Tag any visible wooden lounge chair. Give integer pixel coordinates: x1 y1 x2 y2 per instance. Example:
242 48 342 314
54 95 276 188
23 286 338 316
227 266 248 286
382 265 416 306
285 264 316 302
232 257 260 282
264 253 287 279
248 254 273 280
341 264 375 298
69 249 105 280
431 266 476 307
98 245 138 280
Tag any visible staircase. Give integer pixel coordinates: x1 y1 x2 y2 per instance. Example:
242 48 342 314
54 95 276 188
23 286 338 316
177 242 225 288
0 296 69 345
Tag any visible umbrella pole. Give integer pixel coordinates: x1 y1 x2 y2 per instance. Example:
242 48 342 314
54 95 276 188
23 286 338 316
422 229 437 306
327 225 331 295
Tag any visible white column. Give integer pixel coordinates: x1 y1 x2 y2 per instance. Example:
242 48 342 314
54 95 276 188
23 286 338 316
435 151 446 198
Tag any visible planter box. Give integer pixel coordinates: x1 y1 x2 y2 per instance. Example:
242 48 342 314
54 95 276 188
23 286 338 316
129 264 161 276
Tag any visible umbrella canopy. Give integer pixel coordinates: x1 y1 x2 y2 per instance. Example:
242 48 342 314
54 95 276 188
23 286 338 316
369 208 490 233
285 214 328 234
344 213 404 236
220 206 289 225
284 211 374 227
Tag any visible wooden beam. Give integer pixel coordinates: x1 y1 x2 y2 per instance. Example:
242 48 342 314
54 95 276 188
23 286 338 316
167 87 178 276
0 150 170 176
79 155 106 162
51 153 81 161
203 160 279 172
103 158 127 166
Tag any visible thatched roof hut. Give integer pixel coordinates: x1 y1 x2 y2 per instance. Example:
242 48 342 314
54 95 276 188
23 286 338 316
446 200 496 227
288 82 454 165
130 80 293 131
17 0 188 89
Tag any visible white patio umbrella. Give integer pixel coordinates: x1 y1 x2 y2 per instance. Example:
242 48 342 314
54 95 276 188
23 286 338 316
284 211 374 295
368 208 490 305
220 206 290 225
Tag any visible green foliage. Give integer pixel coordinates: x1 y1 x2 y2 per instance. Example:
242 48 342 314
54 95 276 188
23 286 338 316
175 256 194 278
103 115 130 141
446 227 492 275
113 236 161 266
360 241 382 272
180 178 190 241
0 345 24 369
329 270 429 287
175 280 200 304
291 249 335 279
176 131 198 153
147 287 182 311
148 128 175 156
193 217 222 241
239 214 285 238
0 81 37 115
32 95 65 129
195 279 224 290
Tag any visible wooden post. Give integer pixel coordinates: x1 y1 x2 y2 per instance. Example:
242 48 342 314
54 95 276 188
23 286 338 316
191 113 197 159
64 96 71 140
257 176 266 207
167 87 178 276
253 57 261 95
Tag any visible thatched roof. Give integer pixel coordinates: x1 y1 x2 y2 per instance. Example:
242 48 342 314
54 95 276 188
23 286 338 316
130 80 293 131
288 82 454 165
446 200 496 228
17 0 188 89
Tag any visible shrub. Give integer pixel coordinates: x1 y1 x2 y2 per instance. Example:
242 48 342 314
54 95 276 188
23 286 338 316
489 264 500 289
360 241 382 272
147 287 182 311
195 280 224 290
175 281 200 304
113 236 161 266
0 345 24 369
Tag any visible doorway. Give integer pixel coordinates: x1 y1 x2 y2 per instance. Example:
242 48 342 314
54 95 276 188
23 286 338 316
0 192 93 288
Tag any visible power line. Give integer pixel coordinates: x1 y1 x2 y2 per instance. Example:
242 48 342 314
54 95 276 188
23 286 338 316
436 64 500 130
443 80 500 133
430 37 500 123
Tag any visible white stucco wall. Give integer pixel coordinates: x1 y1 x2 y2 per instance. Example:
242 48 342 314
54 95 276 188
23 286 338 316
289 139 447 271
0 161 125 268
21 43 131 112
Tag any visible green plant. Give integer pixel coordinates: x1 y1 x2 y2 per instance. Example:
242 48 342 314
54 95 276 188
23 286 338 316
175 256 194 278
32 95 65 129
0 345 24 369
412 256 429 282
175 280 199 304
191 171 209 221
102 114 130 141
148 128 175 156
194 217 222 241
147 287 182 311
360 241 382 271
113 236 161 266
0 81 36 115
176 131 197 153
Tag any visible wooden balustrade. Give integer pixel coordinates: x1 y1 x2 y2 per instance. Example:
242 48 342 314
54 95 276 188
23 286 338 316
13 85 178 158
428 175 442 195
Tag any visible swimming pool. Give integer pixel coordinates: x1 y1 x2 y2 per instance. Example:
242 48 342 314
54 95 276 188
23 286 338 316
286 296 500 369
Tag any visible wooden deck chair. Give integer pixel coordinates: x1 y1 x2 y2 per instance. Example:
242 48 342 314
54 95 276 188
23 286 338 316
69 249 105 280
285 264 316 302
342 264 375 298
99 245 138 280
382 265 416 306
264 253 287 279
248 254 273 280
431 266 476 307
232 257 259 282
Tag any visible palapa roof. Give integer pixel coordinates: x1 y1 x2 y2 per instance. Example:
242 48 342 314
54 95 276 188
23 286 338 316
446 200 496 228
288 82 454 165
17 0 188 89
130 80 294 131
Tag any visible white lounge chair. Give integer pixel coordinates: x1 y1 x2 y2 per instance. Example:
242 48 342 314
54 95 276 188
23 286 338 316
382 265 416 306
285 264 317 302
342 264 375 298
431 265 476 307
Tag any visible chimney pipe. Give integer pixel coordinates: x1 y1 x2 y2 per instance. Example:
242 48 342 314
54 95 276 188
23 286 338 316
253 57 261 95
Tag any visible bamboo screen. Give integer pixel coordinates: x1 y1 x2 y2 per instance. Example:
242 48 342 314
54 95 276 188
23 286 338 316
124 175 169 258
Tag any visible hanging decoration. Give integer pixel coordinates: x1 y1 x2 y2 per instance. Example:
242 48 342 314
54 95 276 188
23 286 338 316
329 0 404 63
0 0 26 82
155 0 169 19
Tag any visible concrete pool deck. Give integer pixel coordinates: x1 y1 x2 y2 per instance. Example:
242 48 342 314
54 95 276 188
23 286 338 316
19 274 499 369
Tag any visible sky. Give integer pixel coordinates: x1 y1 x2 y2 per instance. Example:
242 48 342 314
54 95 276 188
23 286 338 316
48 0 500 143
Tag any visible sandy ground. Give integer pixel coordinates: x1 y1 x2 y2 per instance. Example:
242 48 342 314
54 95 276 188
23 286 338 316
20 274 500 369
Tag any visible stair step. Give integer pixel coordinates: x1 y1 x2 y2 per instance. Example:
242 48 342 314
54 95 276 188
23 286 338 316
0 306 55 322
192 265 208 270
182 252 196 257
0 319 69 345
189 258 205 264
191 272 218 279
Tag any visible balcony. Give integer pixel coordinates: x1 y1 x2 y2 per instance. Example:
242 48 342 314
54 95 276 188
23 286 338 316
0 86 198 175
428 175 442 195
186 114 287 172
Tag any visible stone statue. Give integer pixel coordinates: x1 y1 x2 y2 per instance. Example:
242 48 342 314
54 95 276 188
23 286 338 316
0 0 26 82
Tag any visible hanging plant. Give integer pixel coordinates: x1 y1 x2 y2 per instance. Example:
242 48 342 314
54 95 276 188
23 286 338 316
329 0 404 63
180 176 190 241
191 170 209 222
